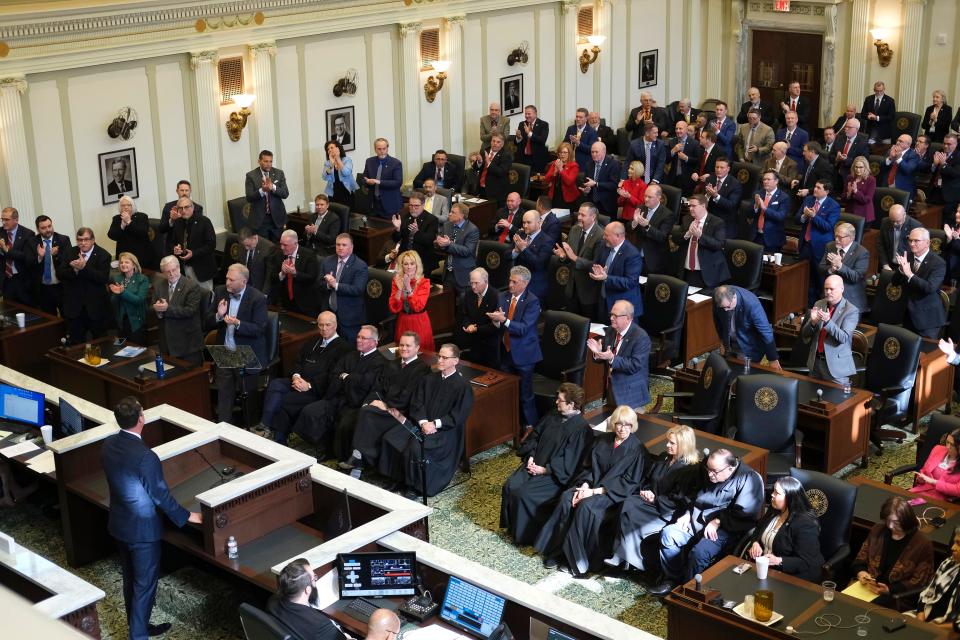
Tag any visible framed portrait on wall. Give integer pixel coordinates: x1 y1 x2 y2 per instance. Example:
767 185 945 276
98 148 139 206
500 74 523 116
326 106 355 152
639 49 658 88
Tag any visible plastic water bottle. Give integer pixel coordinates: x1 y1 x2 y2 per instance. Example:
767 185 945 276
155 353 166 379
227 535 238 559
743 356 751 373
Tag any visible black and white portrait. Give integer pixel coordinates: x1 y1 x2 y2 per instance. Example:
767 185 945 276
98 148 139 206
639 50 658 88
326 106 355 152
501 74 523 116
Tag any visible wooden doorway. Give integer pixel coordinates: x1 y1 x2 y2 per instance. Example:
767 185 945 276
751 30 823 130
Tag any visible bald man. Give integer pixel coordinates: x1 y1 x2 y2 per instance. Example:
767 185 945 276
365 609 401 640
879 134 921 200
801 275 859 386
591 221 643 318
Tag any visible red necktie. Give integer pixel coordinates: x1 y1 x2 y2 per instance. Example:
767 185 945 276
842 140 852 156
887 161 898 186
498 212 515 244
804 201 820 242
816 306 835 353
481 155 491 188
758 193 772 231
287 256 295 300
699 152 707 175
688 225 699 270
791 99 797 112
503 297 518 351
524 125 532 155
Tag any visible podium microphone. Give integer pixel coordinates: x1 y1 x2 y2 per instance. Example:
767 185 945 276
195 449 237 484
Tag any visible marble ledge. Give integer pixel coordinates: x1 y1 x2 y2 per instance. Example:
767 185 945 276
379 531 658 640
142 404 218 433
309 463 433 516
151 428 221 461
0 364 114 424
0 535 105 620
217 422 315 465
47 423 119 455
196 458 313 508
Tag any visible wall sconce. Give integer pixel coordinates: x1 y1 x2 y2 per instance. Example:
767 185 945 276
333 69 358 97
579 35 605 74
225 93 255 142
507 41 529 66
870 28 893 67
423 60 450 103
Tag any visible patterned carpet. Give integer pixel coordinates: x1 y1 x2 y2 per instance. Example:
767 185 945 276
0 375 936 639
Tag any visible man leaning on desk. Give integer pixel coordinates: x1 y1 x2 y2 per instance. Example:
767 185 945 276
101 397 201 640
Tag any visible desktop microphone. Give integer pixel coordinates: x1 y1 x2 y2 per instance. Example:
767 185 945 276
195 449 236 484
694 573 703 592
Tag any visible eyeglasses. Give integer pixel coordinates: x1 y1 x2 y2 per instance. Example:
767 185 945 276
437 354 457 360
613 421 633 428
609 313 630 319
707 465 733 478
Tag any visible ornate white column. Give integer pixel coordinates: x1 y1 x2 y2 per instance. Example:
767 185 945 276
190 51 225 229
847 0 870 104
445 17 466 155
398 22 422 173
821 3 838 129
560 0 579 135
248 42 277 157
704 0 723 99
733 0 747 107
593 0 612 119
898 0 927 112
0 77 34 214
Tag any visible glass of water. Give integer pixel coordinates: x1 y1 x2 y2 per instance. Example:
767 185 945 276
843 382 852 395
821 580 836 602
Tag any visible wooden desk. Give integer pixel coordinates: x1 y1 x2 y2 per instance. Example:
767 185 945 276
45 337 212 419
913 339 955 430
461 197 496 238
675 359 873 474
273 308 322 377
915 202 942 229
682 297 721 364
425 285 455 335
664 555 948 640
862 227 880 277
761 257 809 323
349 214 395 265
0 301 66 378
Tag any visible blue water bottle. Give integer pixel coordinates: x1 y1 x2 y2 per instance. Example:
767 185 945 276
155 353 166 379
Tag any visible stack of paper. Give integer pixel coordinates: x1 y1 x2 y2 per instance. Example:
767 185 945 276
0 440 40 458
26 450 56 474
688 293 712 303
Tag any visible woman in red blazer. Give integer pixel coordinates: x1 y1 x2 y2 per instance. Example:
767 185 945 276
910 428 960 502
617 160 648 222
389 250 435 352
842 155 876 224
542 142 581 211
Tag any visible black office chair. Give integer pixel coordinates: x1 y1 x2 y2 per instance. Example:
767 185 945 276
508 163 531 198
868 155 884 179
221 233 242 280
638 275 688 367
227 196 252 233
521 198 537 212
866 324 922 451
929 228 948 257
894 111 922 141
353 173 371 215
364 268 396 342
436 187 454 210
328 202 351 233
838 212 865 244
446 154 466 188
614 128 631 158
148 218 167 266
728 374 801 485
789 467 858 582
532 311 590 418
873 187 910 218
777 313 815 375
649 352 733 435
660 184 682 218
731 162 760 204
865 268 907 326
238 603 292 640
476 240 513 290
884 412 960 485
724 239 764 292
544 255 572 311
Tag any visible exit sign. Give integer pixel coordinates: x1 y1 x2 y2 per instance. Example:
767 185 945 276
774 0 791 11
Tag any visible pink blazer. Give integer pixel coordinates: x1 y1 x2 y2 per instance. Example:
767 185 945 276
910 445 960 501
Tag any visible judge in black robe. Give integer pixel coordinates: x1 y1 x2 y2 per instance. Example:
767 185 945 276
533 406 646 577
340 332 431 471
378 344 474 497
500 383 592 546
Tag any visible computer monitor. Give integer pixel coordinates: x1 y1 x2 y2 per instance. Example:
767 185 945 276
0 384 44 427
530 618 578 640
336 552 417 598
60 397 84 437
439 576 506 639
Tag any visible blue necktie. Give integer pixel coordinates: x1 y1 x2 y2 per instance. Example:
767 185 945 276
43 239 53 284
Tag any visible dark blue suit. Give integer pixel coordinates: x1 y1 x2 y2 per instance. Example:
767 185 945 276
595 241 643 318
712 286 779 363
584 156 621 216
101 430 190 640
564 124 598 169
751 188 790 251
622 138 667 183
513 231 553 303
498 290 543 427
706 174 742 240
713 117 737 159
601 323 651 409
540 211 563 248
879 149 921 200
776 127 809 166
362 155 404 217
797 195 841 304
321 253 369 341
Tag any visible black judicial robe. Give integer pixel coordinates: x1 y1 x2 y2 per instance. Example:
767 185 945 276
612 453 699 570
378 370 474 496
533 433 646 576
500 411 591 546
347 357 431 463
271 335 351 436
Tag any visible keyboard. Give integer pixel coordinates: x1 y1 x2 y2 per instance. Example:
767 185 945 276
344 597 380 623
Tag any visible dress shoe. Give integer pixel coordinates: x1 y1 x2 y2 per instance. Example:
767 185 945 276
148 622 172 636
603 554 624 568
648 581 677 597
543 556 559 570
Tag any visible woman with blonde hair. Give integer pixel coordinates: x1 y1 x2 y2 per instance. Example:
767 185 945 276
843 155 876 224
108 251 149 345
618 160 648 222
922 90 952 144
107 195 157 269
388 250 434 352
606 424 700 571
542 141 581 211
534 405 646 577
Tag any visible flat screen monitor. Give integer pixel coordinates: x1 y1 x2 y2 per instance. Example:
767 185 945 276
439 576 506 639
60 398 84 437
336 552 417 598
0 384 44 427
530 618 578 640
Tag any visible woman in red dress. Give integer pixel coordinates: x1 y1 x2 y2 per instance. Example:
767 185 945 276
617 160 648 222
389 250 435 352
542 142 581 211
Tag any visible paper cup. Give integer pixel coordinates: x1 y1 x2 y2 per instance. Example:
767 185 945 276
755 556 769 580
774 253 783 265
15 312 25 328
40 424 53 445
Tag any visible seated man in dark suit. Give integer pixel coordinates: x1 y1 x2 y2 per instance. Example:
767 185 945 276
238 227 274 293
819 221 870 313
267 230 320 317
303 194 341 257
673 194 731 290
748 170 790 253
57 226 112 344
391 192 439 275
206 263 268 425
587 299 651 410
101 397 201 640
412 149 462 192
894 227 947 339
321 234 368 342
489 191 524 244
712 285 781 369
454 267 501 368
511 210 553 302
878 204 922 272
266 559 347 640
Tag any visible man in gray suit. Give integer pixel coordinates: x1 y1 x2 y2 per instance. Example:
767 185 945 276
557 202 604 321
435 202 480 309
422 179 450 223
480 101 512 152
801 275 859 386
819 221 869 313
152 255 206 367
